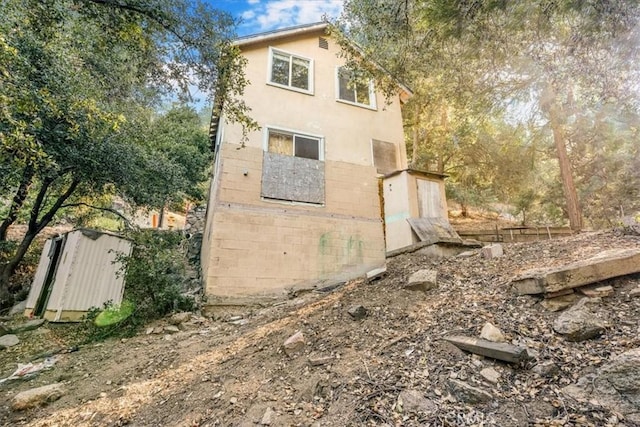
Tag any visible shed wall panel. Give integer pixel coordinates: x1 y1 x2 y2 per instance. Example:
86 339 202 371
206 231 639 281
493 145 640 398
25 239 53 309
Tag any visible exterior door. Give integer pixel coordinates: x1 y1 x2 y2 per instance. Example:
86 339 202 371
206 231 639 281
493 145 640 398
416 179 443 218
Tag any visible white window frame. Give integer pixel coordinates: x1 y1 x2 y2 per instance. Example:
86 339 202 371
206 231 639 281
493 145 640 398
267 47 314 95
335 66 377 110
263 126 324 161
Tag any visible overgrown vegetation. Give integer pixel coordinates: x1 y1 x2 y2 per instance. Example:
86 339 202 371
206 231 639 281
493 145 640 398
337 0 640 229
84 230 194 341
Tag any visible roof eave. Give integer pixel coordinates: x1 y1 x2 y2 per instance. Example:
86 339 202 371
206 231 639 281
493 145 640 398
234 22 329 48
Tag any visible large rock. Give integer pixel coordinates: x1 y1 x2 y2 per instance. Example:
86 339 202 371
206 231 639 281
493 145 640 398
397 389 436 413
405 269 438 292
10 318 45 334
481 244 503 259
0 334 19 349
283 331 305 356
563 348 640 424
447 379 492 404
480 322 506 343
11 383 65 410
552 298 606 341
347 305 367 320
9 300 27 316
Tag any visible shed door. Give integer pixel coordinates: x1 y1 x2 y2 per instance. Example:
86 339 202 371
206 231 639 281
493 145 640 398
416 179 442 218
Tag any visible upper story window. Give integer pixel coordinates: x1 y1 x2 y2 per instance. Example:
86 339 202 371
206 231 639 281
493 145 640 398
336 67 376 109
268 47 313 94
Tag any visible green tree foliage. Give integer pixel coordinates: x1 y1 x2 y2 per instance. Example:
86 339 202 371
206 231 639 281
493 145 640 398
0 0 250 306
338 0 640 227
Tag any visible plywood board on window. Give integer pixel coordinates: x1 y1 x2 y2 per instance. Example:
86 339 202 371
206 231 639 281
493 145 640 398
261 152 325 204
372 139 397 175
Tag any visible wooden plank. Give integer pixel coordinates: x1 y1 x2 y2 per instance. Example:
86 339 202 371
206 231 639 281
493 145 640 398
512 248 640 296
444 335 529 364
407 217 461 243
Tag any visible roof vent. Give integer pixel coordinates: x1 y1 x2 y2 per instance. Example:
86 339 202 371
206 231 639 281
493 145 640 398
318 37 328 49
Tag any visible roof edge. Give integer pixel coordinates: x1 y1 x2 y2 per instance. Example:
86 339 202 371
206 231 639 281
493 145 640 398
234 22 329 47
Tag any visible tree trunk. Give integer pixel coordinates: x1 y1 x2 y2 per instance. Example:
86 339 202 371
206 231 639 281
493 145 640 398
550 118 582 231
0 177 79 296
0 166 34 241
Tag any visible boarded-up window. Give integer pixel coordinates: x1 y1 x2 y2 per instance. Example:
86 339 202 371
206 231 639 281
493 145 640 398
262 128 324 204
372 139 398 175
261 152 325 204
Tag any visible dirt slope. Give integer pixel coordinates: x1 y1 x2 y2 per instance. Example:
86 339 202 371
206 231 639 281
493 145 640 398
1 231 640 426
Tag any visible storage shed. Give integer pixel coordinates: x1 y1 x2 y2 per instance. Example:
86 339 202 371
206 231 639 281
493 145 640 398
24 229 132 322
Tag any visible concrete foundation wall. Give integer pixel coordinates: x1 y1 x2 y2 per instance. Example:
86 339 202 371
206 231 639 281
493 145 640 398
203 144 385 302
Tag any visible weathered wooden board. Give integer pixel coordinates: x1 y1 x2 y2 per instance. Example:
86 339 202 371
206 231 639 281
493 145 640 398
444 335 529 364
407 217 461 245
512 248 640 296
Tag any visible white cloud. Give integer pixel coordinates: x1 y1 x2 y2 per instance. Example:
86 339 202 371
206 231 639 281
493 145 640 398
239 0 343 33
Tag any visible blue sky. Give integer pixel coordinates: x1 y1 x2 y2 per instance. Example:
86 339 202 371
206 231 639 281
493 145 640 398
211 0 344 35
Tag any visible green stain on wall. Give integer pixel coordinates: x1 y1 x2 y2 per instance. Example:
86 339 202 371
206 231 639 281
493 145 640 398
318 232 365 276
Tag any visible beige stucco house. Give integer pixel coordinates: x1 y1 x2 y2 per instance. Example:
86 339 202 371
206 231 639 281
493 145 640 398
201 23 448 306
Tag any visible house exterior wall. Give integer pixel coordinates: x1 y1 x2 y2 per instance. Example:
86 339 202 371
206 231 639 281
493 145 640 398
201 28 402 303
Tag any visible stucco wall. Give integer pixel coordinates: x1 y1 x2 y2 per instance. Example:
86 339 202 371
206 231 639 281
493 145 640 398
202 29 408 302
223 30 407 168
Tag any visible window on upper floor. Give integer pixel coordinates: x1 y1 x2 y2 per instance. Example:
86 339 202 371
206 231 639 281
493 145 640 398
268 47 313 94
336 67 376 109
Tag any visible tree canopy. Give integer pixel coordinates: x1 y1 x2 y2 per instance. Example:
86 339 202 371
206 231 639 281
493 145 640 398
337 0 640 228
0 0 249 306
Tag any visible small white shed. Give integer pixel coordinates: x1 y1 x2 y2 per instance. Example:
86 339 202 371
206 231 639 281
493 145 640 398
25 229 132 322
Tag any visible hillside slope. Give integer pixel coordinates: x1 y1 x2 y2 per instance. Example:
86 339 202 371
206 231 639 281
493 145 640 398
1 231 640 426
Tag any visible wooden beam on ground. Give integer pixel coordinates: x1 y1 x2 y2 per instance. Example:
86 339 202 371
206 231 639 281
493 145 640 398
444 335 529 364
512 248 640 296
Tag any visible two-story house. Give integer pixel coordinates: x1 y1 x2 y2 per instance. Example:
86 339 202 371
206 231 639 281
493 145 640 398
201 22 449 307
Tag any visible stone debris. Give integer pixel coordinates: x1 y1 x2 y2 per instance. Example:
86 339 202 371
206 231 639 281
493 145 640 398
563 347 640 424
447 379 493 404
168 312 191 325
163 325 181 334
553 298 607 342
0 323 9 337
579 285 614 298
628 286 640 298
540 294 578 312
308 355 334 366
481 243 503 259
0 334 20 349
532 361 560 378
260 407 275 425
9 300 27 316
479 322 506 343
347 305 367 320
283 331 305 356
479 367 501 384
10 319 45 334
405 269 438 292
11 383 65 411
396 389 436 413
